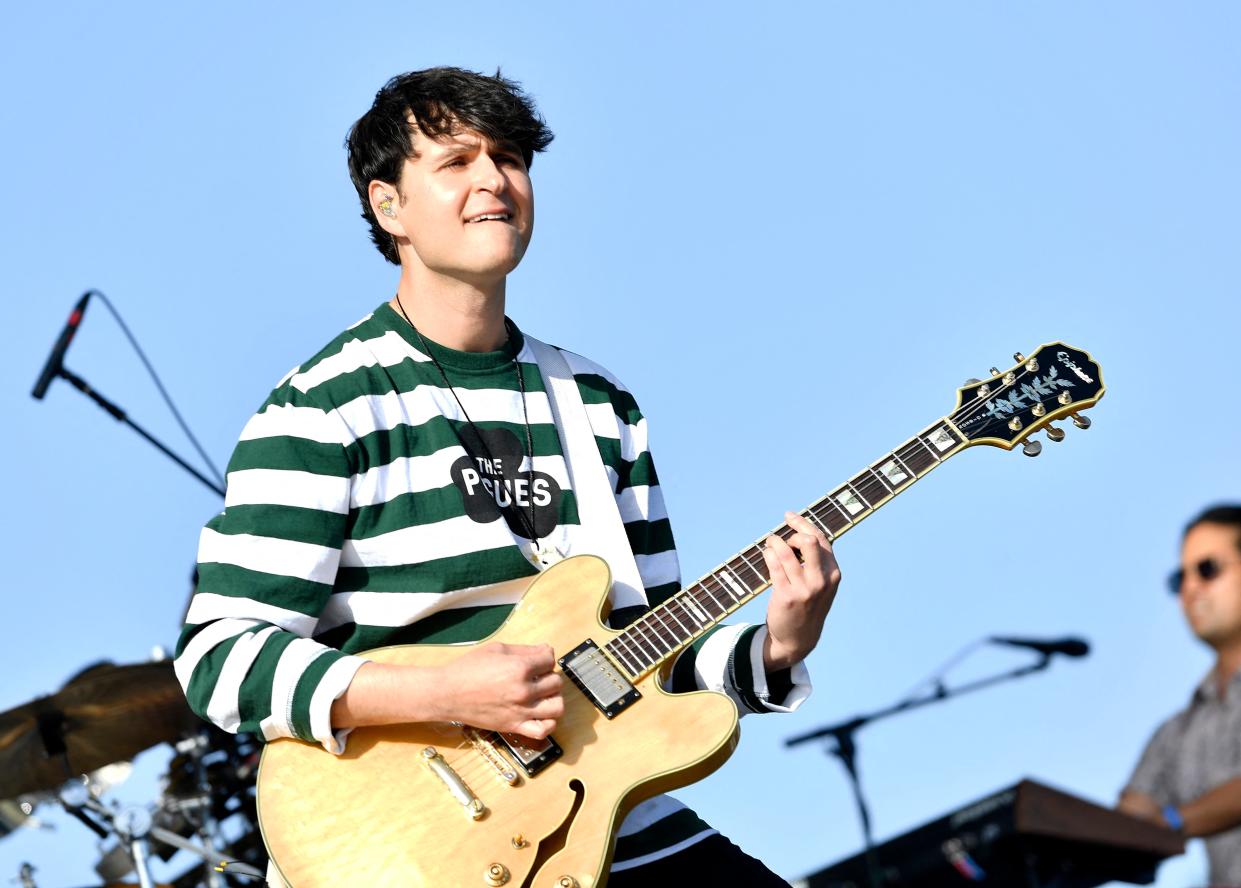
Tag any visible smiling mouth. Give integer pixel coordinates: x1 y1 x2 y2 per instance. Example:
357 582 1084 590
466 213 512 223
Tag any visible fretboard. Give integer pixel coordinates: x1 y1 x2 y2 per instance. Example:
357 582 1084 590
602 418 966 680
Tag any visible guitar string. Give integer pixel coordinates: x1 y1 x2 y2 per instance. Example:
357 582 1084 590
450 741 500 783
619 471 906 671
613 362 1090 671
619 405 1019 664
618 445 938 671
618 424 950 666
453 736 549 788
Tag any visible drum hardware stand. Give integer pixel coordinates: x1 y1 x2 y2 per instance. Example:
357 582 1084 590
786 648 1058 888
3 662 258 886
166 733 225 888
57 783 265 884
115 805 157 888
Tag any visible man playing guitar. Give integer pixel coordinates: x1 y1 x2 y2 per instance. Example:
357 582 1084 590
175 66 840 885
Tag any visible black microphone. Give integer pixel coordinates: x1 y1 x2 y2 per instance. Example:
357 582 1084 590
31 291 92 400
990 635 1090 658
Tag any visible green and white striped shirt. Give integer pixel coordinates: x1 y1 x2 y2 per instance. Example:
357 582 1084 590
175 302 810 867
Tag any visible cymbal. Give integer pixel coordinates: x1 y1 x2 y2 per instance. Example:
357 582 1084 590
0 660 200 798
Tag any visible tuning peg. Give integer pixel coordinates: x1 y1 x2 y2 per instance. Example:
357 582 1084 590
962 378 993 399
1022 438 1043 457
989 367 1001 376
1071 413 1091 430
1013 352 1026 363
1045 423 1065 442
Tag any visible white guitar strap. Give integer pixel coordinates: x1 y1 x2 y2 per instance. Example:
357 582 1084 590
526 336 648 610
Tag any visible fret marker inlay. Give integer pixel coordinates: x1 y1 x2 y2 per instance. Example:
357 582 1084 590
683 595 711 624
718 569 749 602
876 459 908 486
835 489 866 515
929 427 955 452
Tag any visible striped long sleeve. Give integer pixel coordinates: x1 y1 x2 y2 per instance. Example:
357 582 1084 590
175 305 809 762
176 384 368 751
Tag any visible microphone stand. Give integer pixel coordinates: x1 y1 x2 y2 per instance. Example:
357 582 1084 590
785 654 1054 888
56 366 225 497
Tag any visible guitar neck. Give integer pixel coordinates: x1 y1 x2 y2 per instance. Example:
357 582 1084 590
601 417 968 680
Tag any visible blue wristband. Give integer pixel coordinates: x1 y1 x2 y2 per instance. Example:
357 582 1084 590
1162 804 1184 832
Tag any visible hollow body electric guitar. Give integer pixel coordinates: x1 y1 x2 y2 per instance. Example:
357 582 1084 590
256 343 1105 887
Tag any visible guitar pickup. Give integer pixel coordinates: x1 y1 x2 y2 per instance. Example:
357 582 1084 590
559 639 641 719
493 731 561 778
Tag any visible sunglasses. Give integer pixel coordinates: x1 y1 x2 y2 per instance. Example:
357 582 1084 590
1168 557 1241 594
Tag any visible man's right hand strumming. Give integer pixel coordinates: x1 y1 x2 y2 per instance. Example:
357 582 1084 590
329 642 565 740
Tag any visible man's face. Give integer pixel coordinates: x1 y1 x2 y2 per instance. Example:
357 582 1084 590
387 124 534 284
1178 522 1241 647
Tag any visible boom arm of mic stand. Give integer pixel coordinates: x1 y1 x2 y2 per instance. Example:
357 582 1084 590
785 655 1052 748
57 366 225 497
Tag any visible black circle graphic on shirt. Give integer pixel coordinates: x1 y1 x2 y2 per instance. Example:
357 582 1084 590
449 426 562 538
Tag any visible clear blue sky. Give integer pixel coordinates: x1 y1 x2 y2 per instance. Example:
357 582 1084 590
2 3 1238 885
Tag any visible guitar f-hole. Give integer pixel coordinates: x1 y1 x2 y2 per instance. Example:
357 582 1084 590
522 779 586 888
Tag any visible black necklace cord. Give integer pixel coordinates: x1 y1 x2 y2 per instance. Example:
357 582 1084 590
93 290 227 489
393 298 539 548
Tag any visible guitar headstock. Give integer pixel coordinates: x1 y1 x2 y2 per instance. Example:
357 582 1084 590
950 343 1105 455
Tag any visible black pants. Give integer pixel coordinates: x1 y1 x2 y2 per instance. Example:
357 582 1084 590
607 833 791 886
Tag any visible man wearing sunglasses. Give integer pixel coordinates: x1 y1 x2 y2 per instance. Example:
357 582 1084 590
1119 504 1241 885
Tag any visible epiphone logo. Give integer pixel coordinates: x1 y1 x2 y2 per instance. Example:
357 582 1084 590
1057 351 1094 384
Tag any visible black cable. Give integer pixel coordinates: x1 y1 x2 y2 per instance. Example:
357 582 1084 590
91 290 226 488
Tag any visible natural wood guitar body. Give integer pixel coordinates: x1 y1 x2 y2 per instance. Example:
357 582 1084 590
257 556 740 888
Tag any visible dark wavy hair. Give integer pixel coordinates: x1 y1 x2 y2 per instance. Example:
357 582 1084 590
346 67 554 265
1186 504 1241 551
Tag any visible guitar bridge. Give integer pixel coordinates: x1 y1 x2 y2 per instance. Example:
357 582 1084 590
559 639 641 719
